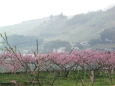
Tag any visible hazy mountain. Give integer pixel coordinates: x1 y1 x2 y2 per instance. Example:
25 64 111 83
1 6 115 52
0 17 50 35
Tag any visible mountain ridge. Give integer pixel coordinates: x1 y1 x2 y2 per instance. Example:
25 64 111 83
0 6 115 51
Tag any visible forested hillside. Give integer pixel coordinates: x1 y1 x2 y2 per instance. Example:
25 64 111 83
1 6 115 52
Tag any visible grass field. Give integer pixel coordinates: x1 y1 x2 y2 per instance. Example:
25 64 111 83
0 71 115 86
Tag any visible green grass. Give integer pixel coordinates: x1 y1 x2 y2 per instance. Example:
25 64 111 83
0 71 115 86
0 73 28 83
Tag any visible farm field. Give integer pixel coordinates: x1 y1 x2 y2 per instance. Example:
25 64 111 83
0 48 115 86
0 71 115 86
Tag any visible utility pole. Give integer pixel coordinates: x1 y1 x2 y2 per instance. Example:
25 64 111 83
36 38 38 54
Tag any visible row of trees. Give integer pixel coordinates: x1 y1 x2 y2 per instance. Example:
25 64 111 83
0 50 115 73
0 50 115 85
1 34 72 53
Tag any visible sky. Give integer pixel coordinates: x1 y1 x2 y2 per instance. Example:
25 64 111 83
0 0 115 26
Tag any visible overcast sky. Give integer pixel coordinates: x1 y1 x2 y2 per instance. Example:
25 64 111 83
0 0 115 26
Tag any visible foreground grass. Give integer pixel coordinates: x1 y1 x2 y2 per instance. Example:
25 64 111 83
0 71 115 86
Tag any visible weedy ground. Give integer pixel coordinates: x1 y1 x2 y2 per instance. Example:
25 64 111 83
0 71 115 86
